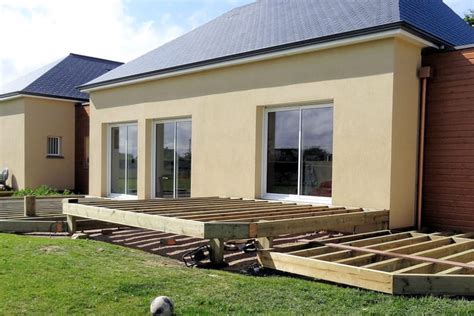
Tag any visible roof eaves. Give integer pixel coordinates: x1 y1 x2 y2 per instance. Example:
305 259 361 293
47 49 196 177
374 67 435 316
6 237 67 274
80 22 440 92
0 91 87 102
398 21 456 48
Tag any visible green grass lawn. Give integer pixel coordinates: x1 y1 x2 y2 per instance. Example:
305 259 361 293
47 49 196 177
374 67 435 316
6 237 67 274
0 234 473 315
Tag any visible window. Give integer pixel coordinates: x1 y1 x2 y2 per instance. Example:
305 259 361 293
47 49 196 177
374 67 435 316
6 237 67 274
264 104 333 203
47 136 62 157
154 119 192 198
109 124 138 197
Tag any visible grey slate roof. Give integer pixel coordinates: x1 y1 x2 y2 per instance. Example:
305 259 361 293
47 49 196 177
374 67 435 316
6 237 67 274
1 54 123 101
83 0 474 90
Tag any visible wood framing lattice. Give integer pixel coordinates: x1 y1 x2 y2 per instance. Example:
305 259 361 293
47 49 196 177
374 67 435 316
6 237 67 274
62 197 389 240
258 230 474 296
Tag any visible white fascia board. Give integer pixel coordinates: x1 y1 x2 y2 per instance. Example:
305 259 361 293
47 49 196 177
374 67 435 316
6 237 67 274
83 29 438 93
0 94 83 103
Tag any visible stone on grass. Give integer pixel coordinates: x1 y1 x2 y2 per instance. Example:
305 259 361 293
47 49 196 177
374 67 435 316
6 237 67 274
71 233 89 240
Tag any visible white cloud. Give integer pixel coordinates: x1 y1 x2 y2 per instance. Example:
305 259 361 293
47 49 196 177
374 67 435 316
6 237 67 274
0 0 186 86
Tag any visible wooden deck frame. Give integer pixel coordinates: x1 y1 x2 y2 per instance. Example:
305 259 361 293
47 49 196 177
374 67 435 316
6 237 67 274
62 197 389 264
258 230 474 296
0 197 111 233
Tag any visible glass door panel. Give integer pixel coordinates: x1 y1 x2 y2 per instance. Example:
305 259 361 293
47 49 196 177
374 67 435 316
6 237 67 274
265 105 333 201
176 121 192 197
266 110 299 194
155 123 175 198
126 125 138 195
301 107 333 197
110 124 138 197
155 120 192 198
110 126 126 194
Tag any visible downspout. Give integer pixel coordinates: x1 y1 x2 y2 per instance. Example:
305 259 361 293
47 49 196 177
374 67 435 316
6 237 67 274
417 66 432 231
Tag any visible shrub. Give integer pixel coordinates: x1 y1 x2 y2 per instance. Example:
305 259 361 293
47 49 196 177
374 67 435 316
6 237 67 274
13 185 73 197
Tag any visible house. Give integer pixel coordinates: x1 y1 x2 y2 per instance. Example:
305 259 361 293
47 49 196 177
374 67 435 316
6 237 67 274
0 54 123 193
77 0 474 229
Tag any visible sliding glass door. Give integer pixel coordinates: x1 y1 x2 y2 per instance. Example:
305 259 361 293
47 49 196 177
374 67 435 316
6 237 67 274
109 123 138 197
154 119 192 198
264 105 333 202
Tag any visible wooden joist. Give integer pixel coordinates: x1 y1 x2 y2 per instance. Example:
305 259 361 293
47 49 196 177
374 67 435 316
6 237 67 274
63 197 389 264
62 197 389 240
258 230 474 296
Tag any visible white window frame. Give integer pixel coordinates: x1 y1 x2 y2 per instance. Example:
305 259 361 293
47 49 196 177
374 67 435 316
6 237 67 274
152 117 192 199
107 122 138 199
47 136 62 157
262 103 333 204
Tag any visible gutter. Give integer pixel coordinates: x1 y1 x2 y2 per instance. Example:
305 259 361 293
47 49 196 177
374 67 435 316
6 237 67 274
417 66 432 230
79 24 441 93
455 44 474 50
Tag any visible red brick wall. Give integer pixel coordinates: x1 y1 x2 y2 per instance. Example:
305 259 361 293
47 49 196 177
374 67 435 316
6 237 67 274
422 47 474 232
75 104 90 194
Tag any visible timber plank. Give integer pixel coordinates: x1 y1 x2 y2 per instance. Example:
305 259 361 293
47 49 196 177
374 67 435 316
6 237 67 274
392 275 474 296
64 203 206 238
255 210 389 237
258 250 394 294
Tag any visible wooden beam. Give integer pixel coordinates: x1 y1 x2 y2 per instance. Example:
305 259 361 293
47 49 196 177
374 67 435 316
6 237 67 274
115 200 272 211
154 204 320 217
322 243 474 270
317 236 430 263
209 238 225 264
255 210 389 238
393 250 474 274
63 203 206 238
272 232 391 254
363 240 474 272
392 274 474 296
81 196 221 205
256 237 274 249
436 260 474 275
203 222 250 239
175 206 331 220
0 219 67 233
67 215 77 234
216 208 355 222
335 237 447 266
290 231 411 257
258 250 394 294
23 196 36 217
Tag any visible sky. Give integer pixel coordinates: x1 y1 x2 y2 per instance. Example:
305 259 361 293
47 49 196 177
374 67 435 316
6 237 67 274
0 0 472 86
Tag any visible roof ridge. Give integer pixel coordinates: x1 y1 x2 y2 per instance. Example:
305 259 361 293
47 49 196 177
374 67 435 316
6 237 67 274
68 53 123 65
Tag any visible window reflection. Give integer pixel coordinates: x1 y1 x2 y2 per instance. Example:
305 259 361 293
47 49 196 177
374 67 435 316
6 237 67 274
266 110 299 194
301 107 333 197
110 125 138 196
155 120 192 198
266 106 333 198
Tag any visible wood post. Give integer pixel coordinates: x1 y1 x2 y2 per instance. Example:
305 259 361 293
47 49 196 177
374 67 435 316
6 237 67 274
257 236 274 249
209 238 225 264
63 198 79 235
67 215 77 235
24 196 36 217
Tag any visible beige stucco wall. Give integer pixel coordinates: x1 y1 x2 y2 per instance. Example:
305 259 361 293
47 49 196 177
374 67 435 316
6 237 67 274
23 97 75 190
0 98 26 189
89 37 423 228
389 39 422 228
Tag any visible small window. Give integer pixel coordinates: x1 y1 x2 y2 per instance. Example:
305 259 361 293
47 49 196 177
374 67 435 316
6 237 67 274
47 136 62 157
